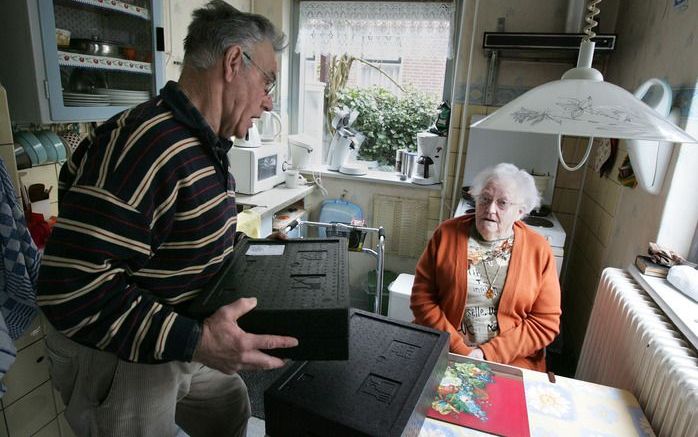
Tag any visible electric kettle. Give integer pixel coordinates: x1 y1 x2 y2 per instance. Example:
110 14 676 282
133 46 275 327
234 121 262 148
258 111 282 142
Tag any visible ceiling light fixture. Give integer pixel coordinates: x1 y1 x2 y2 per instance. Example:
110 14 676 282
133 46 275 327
470 0 697 173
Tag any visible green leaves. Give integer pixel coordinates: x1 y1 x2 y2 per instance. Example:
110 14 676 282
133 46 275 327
335 86 438 166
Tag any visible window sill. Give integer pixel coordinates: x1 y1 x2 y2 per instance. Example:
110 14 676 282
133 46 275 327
628 264 698 350
302 165 442 190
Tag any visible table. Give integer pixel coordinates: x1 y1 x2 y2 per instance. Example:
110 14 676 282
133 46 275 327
421 356 654 436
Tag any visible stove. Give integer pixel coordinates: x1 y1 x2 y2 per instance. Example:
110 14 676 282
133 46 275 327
455 197 565 276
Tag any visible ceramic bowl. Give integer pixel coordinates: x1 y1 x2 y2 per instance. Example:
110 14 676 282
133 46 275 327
37 130 67 161
35 131 58 162
14 146 32 170
15 131 48 166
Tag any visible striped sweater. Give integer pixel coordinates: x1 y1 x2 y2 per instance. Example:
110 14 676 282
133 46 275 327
37 81 237 363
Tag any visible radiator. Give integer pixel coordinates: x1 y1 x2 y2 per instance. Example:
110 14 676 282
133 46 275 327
576 268 698 437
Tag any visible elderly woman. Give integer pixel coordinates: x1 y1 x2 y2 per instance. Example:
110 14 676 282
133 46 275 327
411 163 561 371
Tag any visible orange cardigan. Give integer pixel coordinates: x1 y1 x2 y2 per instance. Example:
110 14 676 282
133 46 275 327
410 215 561 371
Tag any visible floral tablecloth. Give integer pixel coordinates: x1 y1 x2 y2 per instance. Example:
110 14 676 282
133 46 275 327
421 355 654 437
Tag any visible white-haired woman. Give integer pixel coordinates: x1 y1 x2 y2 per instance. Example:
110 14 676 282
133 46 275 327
411 163 561 371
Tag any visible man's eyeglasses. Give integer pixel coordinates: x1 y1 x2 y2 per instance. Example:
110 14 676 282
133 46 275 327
242 52 276 96
477 195 518 211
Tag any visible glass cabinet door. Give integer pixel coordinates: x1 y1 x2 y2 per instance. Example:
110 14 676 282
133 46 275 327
38 0 164 122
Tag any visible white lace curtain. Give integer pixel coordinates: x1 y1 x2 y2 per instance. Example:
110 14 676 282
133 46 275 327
296 1 455 60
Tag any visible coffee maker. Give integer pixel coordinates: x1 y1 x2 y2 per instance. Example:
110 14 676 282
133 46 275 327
326 107 365 173
412 132 445 185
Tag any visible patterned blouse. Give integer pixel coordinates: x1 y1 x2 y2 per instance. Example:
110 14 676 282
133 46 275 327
461 223 514 346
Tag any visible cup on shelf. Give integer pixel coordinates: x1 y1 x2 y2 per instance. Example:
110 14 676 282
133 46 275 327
56 28 71 48
121 46 137 61
284 169 305 188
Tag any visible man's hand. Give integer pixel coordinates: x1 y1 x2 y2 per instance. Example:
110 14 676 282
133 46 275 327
192 297 298 374
268 231 287 240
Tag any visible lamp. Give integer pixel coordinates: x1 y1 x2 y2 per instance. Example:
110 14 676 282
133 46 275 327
469 0 698 286
470 0 697 173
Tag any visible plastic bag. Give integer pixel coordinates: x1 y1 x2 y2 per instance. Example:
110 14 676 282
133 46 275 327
428 101 451 136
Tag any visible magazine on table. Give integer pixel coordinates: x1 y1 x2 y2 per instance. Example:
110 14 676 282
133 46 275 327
427 354 530 437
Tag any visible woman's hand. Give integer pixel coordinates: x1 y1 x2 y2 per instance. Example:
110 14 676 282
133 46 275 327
467 347 484 360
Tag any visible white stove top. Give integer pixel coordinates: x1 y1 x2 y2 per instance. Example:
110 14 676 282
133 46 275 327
454 198 566 252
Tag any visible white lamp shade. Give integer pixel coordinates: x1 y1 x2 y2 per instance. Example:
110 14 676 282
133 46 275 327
471 79 697 144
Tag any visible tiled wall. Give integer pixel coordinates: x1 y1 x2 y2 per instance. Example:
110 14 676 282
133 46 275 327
561 0 698 364
447 0 698 369
559 140 627 359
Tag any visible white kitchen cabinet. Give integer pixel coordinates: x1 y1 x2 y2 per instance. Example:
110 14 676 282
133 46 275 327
0 0 165 124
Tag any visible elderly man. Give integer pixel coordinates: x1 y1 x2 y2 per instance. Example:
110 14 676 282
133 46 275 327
36 2 296 436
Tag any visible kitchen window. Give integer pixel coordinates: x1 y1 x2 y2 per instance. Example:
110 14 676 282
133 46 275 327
290 0 457 171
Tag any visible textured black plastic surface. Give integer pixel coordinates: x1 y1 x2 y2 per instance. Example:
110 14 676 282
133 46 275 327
264 310 449 437
187 238 350 360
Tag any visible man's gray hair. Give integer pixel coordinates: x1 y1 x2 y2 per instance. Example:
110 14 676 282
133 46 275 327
469 163 541 214
183 0 286 70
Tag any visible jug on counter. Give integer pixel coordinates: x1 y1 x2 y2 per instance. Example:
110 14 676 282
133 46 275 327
258 111 282 142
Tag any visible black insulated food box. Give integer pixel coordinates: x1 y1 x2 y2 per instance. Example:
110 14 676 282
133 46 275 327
187 238 350 360
264 309 449 437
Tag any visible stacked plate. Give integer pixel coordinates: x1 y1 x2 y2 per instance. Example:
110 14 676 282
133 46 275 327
95 88 150 106
63 92 110 107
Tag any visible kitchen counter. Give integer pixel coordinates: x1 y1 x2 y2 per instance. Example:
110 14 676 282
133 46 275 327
310 165 441 190
236 182 315 236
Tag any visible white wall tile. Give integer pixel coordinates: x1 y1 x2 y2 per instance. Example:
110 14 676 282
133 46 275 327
3 340 50 406
31 419 60 437
4 382 56 436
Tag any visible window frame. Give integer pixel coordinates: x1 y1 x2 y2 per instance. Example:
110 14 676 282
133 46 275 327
690 225 698 263
287 0 461 143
